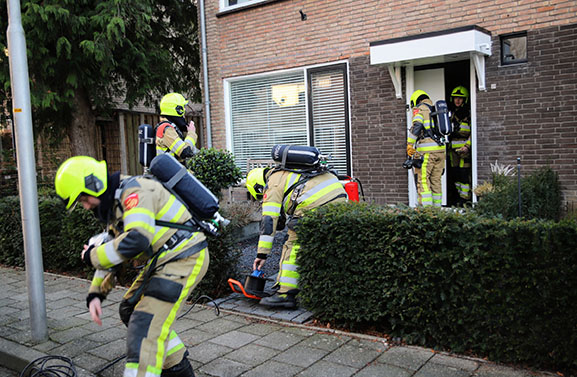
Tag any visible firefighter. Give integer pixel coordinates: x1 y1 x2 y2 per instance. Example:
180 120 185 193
156 93 199 161
246 166 348 308
54 156 209 377
448 85 472 205
407 90 446 207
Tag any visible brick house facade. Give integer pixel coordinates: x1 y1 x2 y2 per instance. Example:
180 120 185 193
201 0 577 208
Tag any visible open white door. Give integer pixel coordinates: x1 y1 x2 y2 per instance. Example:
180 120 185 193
407 68 447 206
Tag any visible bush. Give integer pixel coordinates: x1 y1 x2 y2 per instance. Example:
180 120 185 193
0 195 102 275
186 148 243 200
474 166 562 221
296 203 577 373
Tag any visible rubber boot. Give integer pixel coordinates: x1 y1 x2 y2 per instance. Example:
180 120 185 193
161 352 195 377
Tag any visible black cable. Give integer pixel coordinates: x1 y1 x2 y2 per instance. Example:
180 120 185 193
94 355 126 376
19 356 76 377
179 295 220 319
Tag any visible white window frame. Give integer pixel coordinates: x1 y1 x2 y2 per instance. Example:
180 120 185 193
219 0 267 12
224 61 352 175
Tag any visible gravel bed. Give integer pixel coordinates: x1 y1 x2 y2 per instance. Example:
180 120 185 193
235 228 288 280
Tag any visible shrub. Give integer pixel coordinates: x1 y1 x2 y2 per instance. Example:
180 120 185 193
186 148 243 200
474 166 562 221
296 203 577 373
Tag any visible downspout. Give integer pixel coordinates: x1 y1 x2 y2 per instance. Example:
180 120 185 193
198 0 212 147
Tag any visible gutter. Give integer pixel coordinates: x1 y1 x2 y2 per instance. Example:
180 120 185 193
198 0 212 147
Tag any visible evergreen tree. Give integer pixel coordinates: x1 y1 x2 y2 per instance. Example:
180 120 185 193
0 0 200 157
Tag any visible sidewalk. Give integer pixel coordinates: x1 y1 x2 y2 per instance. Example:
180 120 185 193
0 266 556 377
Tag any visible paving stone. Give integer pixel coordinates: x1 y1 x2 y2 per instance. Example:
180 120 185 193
377 346 434 371
196 318 245 336
49 326 93 344
237 323 280 337
272 344 329 368
430 354 479 372
47 317 89 331
298 333 351 351
32 339 61 353
224 344 280 367
347 338 389 353
85 326 126 343
280 326 316 337
49 337 103 359
72 352 109 372
192 309 229 324
188 342 234 364
295 360 357 377
180 327 217 346
323 342 381 369
209 330 260 349
414 361 472 377
240 360 303 377
199 357 251 377
354 363 413 377
0 306 20 316
254 330 306 351
86 338 126 361
473 363 551 377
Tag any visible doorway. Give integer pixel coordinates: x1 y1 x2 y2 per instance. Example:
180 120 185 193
408 60 472 207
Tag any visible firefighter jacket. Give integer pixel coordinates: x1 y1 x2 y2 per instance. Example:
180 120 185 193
407 99 446 155
85 176 207 300
256 169 347 257
155 117 198 160
450 105 471 151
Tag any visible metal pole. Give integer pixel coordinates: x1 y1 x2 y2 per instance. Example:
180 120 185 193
198 0 212 148
6 0 48 341
517 157 522 218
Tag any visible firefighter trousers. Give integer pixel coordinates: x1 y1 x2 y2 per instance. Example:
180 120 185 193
277 228 300 294
122 246 209 377
415 152 445 207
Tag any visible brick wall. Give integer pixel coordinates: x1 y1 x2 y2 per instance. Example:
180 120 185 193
204 0 577 205
478 23 577 204
348 55 408 204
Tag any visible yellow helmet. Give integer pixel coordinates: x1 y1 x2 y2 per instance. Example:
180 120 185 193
54 156 107 210
410 90 429 108
246 168 267 200
160 93 188 117
451 86 469 103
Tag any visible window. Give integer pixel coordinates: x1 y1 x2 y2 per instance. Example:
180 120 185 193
220 0 267 11
501 32 527 65
227 63 351 176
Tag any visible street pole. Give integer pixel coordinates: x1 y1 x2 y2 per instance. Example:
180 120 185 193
6 0 48 342
517 157 522 218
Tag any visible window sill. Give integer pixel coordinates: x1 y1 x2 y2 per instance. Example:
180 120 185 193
216 0 289 17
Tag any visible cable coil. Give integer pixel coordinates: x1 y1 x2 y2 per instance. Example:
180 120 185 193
19 356 77 377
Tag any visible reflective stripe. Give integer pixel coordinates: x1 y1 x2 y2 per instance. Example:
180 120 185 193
298 179 342 209
414 114 424 122
417 142 445 152
155 248 207 370
124 209 156 235
262 203 281 216
170 139 186 155
123 363 138 377
97 242 122 269
279 275 298 288
259 235 274 244
282 173 301 209
166 331 184 356
452 140 468 149
152 197 187 244
92 269 108 287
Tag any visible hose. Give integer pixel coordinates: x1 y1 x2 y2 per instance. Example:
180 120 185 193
19 356 76 377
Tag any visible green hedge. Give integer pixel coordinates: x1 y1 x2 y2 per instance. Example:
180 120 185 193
0 195 247 299
297 203 577 372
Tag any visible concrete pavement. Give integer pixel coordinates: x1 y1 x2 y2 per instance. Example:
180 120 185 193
0 266 557 377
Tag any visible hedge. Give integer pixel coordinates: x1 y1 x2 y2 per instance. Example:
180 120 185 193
0 194 246 299
297 203 577 373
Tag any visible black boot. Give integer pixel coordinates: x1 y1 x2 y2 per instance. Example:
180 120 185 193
259 292 297 309
161 352 195 377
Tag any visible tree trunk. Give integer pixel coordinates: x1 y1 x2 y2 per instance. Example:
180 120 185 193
67 88 100 158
